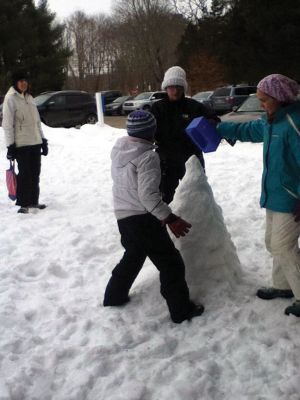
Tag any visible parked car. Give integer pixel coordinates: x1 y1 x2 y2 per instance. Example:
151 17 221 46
221 94 264 123
105 95 134 116
100 90 122 107
221 92 300 123
211 85 257 114
34 90 97 127
122 91 168 114
192 91 213 108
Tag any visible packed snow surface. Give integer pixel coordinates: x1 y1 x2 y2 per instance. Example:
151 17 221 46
0 122 299 400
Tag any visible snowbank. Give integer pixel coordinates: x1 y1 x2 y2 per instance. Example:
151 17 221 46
0 123 299 400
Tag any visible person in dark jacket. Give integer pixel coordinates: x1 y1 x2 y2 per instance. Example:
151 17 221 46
217 74 300 317
151 66 219 204
3 70 48 214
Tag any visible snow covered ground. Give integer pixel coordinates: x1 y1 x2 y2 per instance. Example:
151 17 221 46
0 122 299 400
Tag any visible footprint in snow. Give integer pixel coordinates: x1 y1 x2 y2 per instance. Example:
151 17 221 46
47 263 69 278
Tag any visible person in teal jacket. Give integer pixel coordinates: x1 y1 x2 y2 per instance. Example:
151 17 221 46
217 74 300 317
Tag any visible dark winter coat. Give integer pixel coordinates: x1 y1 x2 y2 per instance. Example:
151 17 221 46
151 96 218 165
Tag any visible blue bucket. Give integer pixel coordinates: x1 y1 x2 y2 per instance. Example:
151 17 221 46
185 117 221 153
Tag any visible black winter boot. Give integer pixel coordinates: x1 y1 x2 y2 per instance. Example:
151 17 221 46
172 303 204 323
256 287 294 300
103 296 130 307
18 207 29 214
30 204 47 209
285 301 300 317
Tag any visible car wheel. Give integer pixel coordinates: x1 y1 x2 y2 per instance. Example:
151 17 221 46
41 118 50 127
143 105 151 111
85 114 97 124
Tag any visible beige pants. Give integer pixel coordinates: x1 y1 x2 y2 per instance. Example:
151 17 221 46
265 210 300 300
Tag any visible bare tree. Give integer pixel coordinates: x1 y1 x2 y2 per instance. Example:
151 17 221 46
113 0 186 91
65 11 117 91
64 1 187 93
170 0 208 21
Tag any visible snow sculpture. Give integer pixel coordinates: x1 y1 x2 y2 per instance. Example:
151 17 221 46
170 156 242 300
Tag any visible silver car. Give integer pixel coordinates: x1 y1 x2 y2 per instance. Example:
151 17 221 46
192 91 213 108
221 94 264 123
211 85 257 114
122 91 168 114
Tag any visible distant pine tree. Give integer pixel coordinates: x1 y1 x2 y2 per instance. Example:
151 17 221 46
217 0 300 82
177 0 300 85
0 0 70 94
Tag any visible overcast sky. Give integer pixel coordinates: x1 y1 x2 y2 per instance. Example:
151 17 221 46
36 0 112 19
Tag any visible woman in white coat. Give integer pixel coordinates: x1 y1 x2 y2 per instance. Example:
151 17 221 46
3 70 48 214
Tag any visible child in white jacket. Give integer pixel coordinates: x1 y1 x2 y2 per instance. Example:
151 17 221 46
103 110 204 323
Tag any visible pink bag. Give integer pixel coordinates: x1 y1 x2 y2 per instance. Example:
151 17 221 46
6 161 17 201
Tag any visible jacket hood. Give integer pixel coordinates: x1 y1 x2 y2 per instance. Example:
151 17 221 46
7 86 28 99
111 136 156 168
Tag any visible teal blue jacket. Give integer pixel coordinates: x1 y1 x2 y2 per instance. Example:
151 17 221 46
217 101 300 213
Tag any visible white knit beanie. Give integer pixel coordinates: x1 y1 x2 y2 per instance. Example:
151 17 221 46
161 66 188 92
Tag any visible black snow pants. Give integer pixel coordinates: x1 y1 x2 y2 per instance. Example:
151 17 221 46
103 213 194 323
16 145 41 207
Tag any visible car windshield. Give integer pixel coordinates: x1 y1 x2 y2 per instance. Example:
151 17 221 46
34 93 54 106
134 92 153 100
113 96 128 103
237 95 263 112
213 88 231 97
193 91 213 100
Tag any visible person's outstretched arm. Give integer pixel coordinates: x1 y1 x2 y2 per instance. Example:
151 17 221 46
217 119 265 143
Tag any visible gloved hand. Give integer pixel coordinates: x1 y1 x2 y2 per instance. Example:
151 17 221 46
293 201 300 222
7 143 16 160
163 213 192 238
207 118 220 127
225 138 236 146
41 138 48 156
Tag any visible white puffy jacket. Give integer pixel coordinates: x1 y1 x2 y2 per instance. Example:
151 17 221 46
2 86 44 147
111 136 171 221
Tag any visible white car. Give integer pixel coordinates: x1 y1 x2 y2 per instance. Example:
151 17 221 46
122 91 167 114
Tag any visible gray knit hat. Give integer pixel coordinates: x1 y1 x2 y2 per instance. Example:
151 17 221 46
126 110 157 140
161 66 188 92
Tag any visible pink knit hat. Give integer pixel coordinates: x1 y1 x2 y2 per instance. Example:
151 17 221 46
257 74 299 103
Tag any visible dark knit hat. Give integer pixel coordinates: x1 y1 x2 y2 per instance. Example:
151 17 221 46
11 69 30 86
126 110 157 140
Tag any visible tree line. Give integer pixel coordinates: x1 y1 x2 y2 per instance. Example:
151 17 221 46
0 0 299 96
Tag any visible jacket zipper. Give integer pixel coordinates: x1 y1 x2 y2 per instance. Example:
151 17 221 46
287 113 300 136
282 185 299 199
263 125 272 205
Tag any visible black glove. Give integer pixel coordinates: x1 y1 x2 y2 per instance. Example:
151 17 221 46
207 118 236 146
7 144 16 160
41 139 48 156
293 200 300 222
225 138 236 146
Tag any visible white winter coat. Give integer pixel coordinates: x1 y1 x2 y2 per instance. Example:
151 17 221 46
111 136 171 221
2 86 44 147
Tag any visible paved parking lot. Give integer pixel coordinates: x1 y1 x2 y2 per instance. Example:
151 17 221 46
104 115 126 129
